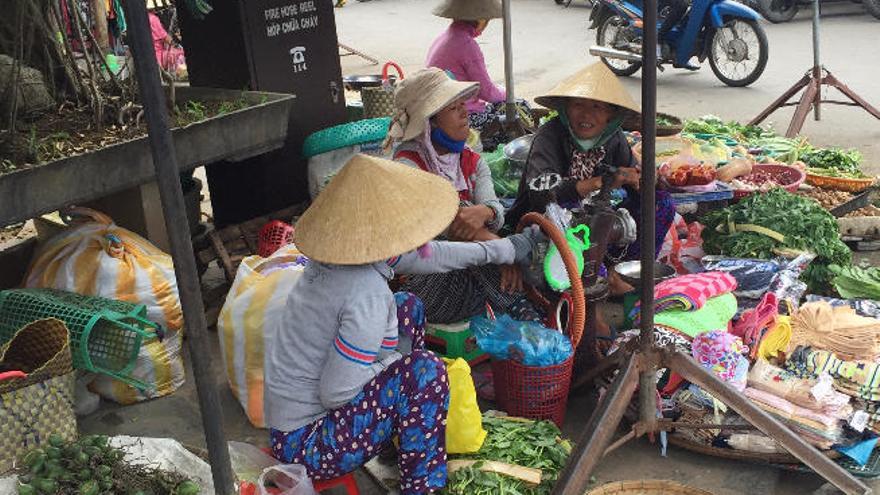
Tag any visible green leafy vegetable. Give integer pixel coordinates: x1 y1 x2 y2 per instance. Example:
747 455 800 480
801 148 865 177
700 188 851 293
442 414 572 495
830 264 880 300
682 115 774 142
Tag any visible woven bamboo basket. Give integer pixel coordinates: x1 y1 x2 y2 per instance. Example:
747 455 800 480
586 480 714 495
806 173 876 193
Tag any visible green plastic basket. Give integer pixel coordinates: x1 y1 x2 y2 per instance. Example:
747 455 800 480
302 117 391 158
0 289 161 390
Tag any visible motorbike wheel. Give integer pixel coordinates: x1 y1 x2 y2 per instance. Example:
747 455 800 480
708 19 768 87
865 0 880 19
596 15 642 77
556 0 565 4
756 0 798 22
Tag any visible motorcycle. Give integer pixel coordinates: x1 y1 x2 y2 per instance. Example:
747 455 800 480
588 0 769 86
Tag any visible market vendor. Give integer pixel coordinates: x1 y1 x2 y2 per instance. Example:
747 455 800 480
507 62 676 294
386 67 541 324
426 0 526 136
148 9 186 78
265 154 542 493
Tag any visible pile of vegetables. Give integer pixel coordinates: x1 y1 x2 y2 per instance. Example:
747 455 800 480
801 147 867 178
749 136 810 165
701 188 851 292
830 264 880 300
16 434 200 495
682 115 774 142
442 414 572 495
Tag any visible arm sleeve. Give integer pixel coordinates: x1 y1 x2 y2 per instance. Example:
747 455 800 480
390 239 516 275
318 295 398 409
460 41 507 104
608 131 638 167
472 158 505 231
524 123 581 204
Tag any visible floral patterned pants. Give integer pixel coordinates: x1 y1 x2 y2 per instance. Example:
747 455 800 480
270 293 450 494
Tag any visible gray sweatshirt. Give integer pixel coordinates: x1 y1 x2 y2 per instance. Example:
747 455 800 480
264 238 516 432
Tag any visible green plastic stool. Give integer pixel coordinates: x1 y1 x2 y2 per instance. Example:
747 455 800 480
425 321 488 366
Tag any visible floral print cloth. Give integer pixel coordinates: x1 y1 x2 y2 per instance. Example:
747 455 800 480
691 330 749 390
270 293 450 494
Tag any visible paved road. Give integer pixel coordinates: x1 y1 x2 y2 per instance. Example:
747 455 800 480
336 0 880 174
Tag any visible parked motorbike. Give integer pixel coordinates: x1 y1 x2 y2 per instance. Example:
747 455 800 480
753 0 878 23
588 0 769 86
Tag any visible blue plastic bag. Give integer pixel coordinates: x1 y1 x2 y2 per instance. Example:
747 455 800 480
470 315 573 367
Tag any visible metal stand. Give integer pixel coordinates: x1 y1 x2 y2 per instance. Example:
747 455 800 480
500 0 527 139
553 0 872 492
121 2 235 494
338 42 379 65
749 0 880 137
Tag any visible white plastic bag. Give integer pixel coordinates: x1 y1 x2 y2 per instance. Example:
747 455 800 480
257 464 317 495
308 142 383 199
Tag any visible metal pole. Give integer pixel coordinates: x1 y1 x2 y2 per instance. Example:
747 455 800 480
812 0 821 120
502 0 517 122
120 2 235 493
638 0 659 431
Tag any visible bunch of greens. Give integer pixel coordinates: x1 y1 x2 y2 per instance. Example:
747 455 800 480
830 264 880 300
16 435 199 495
483 149 522 198
701 188 851 292
539 111 559 127
749 136 811 164
443 415 572 495
801 147 866 178
682 115 775 142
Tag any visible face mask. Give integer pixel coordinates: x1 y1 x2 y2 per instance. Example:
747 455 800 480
431 126 466 153
559 107 623 152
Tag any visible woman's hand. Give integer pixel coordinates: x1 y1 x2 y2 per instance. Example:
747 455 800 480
614 167 641 189
448 205 495 241
500 264 525 293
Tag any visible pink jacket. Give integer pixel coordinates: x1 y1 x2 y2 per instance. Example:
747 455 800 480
426 21 507 114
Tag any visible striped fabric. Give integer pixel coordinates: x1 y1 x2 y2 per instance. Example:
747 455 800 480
334 335 378 366
381 336 399 350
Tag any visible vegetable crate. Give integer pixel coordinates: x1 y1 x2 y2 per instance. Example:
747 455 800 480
425 321 488 366
491 354 574 428
0 289 160 390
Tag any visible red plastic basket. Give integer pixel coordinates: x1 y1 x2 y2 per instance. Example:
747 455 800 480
732 164 806 201
258 220 295 258
491 354 574 428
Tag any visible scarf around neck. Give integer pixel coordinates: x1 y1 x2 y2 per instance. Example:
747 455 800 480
559 110 623 152
403 121 467 192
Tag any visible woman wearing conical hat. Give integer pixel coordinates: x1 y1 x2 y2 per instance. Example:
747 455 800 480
507 63 676 331
385 68 542 324
425 0 520 137
264 154 542 493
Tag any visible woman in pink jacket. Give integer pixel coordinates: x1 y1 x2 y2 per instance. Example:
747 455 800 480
426 0 528 145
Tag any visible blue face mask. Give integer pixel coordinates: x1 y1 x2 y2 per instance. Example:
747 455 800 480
431 126 466 153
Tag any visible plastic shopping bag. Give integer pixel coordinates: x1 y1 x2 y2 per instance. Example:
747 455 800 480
658 215 705 275
218 245 308 427
257 464 316 495
25 207 184 404
471 315 573 367
444 358 486 454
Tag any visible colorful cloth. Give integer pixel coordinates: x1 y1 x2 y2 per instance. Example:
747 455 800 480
787 346 880 402
426 21 507 114
732 291 778 359
270 294 450 494
651 292 738 338
691 330 748 388
632 272 738 320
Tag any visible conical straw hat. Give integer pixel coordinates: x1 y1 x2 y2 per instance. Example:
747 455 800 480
433 0 503 20
294 154 459 265
534 62 640 120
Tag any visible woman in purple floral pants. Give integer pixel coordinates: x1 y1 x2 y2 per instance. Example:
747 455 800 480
270 293 449 494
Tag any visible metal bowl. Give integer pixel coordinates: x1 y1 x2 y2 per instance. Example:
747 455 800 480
614 261 676 289
342 75 398 91
503 133 535 167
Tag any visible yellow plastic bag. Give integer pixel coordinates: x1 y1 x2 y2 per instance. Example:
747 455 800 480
24 208 185 404
444 358 486 454
218 245 307 428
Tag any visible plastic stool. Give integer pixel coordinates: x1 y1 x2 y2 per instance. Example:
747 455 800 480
313 472 359 494
425 320 488 366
